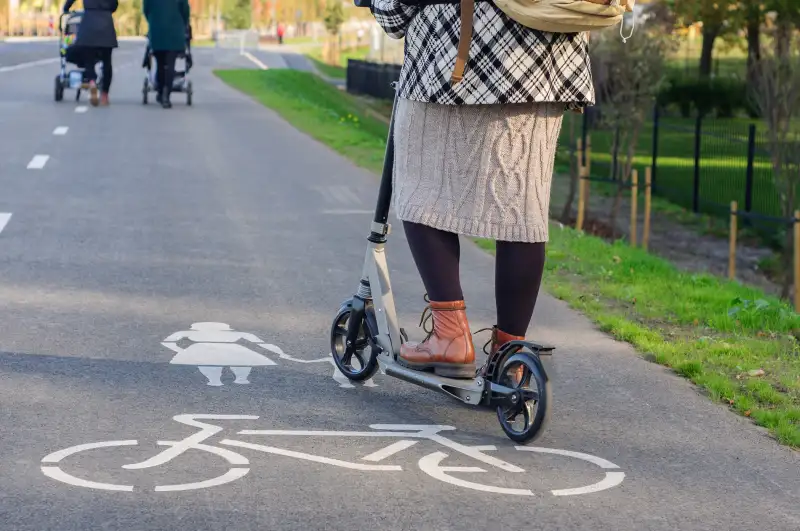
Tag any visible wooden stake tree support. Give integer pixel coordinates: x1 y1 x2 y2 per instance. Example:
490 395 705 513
794 211 800 312
576 136 592 231
643 167 652 250
630 169 639 247
729 201 738 280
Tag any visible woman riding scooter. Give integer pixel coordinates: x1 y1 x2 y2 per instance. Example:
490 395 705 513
143 0 191 109
370 0 594 377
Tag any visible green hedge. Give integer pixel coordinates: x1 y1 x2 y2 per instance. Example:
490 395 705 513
658 73 759 119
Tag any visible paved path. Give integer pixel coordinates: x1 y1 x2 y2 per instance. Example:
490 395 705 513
0 43 797 531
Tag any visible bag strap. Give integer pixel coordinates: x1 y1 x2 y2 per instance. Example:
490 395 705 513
450 0 474 84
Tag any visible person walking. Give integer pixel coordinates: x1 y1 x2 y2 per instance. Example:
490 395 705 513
143 0 191 109
277 22 285 45
370 0 594 378
62 0 118 107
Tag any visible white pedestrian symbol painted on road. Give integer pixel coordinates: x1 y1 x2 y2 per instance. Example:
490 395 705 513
163 323 280 386
162 322 378 388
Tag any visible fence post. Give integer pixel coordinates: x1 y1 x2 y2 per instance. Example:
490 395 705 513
643 167 652 250
581 110 589 169
693 114 703 213
745 124 756 219
612 127 620 181
630 169 639 247
577 139 585 231
586 134 592 175
795 211 800 312
651 105 659 191
729 201 738 280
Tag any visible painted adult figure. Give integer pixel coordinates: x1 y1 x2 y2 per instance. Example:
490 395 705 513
62 0 118 107
143 0 190 109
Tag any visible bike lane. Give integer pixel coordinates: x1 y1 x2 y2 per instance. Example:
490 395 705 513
0 50 798 531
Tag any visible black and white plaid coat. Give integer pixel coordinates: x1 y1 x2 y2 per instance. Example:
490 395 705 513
371 0 595 107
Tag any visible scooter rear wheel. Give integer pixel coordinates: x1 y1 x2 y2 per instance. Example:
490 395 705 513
492 347 551 444
330 300 379 381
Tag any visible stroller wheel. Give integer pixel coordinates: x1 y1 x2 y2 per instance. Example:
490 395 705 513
142 79 149 105
54 75 64 102
186 81 193 106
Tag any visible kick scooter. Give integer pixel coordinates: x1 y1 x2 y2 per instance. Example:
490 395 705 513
330 3 554 443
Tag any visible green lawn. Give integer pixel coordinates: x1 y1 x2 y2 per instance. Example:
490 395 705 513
217 68 800 448
306 46 371 80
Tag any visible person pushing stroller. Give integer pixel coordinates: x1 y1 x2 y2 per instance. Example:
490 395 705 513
143 0 191 109
62 0 118 107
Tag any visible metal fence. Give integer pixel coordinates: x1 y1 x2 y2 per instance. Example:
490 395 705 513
575 105 786 232
215 30 260 51
346 59 401 100
343 60 791 242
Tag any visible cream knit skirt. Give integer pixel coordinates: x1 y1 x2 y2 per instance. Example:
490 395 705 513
392 97 564 243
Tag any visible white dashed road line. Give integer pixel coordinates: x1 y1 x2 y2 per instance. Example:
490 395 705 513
75 106 88 114
0 57 60 73
27 155 50 169
242 51 269 70
0 213 11 235
53 126 69 136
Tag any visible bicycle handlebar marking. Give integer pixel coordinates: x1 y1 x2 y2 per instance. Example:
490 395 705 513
40 414 626 496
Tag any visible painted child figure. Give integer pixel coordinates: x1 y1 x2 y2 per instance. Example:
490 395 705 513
163 322 279 386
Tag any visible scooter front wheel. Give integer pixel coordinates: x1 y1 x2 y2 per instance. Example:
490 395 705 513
492 346 552 444
330 300 379 381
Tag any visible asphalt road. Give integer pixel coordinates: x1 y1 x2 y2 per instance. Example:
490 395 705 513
0 42 798 531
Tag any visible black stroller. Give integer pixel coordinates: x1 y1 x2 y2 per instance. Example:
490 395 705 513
55 11 103 102
142 26 194 106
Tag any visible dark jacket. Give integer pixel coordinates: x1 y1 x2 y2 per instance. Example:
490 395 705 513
63 0 118 49
144 0 190 52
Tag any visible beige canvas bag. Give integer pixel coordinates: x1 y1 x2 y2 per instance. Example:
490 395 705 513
451 0 635 83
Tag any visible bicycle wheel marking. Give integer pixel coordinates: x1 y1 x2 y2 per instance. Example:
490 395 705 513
418 452 535 496
515 447 621 469
155 467 250 492
42 440 139 464
41 465 135 492
41 440 139 492
516 446 625 496
551 472 626 496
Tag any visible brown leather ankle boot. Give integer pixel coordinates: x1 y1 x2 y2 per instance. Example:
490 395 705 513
487 326 525 383
399 300 476 379
489 327 525 356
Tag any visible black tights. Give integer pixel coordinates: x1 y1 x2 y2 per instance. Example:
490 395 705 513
154 50 178 96
403 221 546 337
83 47 113 93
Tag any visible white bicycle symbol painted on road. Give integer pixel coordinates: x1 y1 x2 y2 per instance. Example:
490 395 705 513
41 415 626 496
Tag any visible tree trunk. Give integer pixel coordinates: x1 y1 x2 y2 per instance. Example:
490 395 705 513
775 19 792 60
699 24 720 79
560 114 579 223
746 17 761 85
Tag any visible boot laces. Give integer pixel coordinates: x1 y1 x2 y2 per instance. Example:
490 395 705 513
472 327 496 356
417 294 435 342
414 296 496 357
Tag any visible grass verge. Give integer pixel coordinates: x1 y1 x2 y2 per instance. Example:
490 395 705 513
305 46 370 79
217 68 800 448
